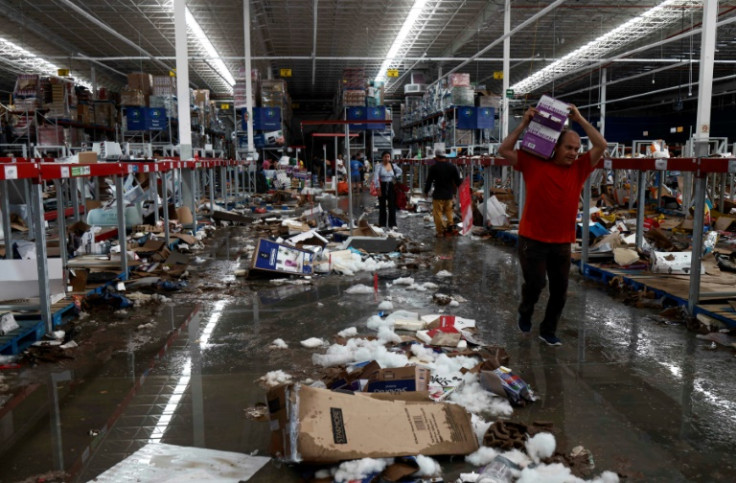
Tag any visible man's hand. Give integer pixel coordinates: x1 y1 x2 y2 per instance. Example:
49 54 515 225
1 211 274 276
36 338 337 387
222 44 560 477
522 107 538 127
567 104 585 124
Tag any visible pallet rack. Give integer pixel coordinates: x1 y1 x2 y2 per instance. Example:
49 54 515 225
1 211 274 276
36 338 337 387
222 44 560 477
0 157 247 354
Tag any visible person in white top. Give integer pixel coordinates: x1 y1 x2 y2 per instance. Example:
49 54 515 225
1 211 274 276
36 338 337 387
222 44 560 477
372 150 402 229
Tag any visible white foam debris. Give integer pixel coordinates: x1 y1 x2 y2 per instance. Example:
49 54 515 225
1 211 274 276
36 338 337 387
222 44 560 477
300 337 327 348
258 370 293 388
422 282 439 290
313 337 409 368
394 277 415 285
526 432 556 463
449 373 513 417
332 458 392 483
377 300 394 311
366 315 393 331
377 326 401 344
269 338 289 349
337 327 358 338
345 284 375 294
436 270 453 278
466 446 499 467
414 455 442 477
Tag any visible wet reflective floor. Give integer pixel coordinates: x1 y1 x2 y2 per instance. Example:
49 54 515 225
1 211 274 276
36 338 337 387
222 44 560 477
1 192 735 482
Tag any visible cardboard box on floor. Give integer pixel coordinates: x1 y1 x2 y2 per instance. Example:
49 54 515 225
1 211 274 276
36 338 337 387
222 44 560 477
268 384 478 463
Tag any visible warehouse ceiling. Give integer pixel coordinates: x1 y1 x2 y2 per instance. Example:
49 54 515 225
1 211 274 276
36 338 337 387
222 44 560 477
2 0 736 118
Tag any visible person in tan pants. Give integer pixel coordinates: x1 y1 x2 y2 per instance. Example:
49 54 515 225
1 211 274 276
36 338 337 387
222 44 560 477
424 148 462 237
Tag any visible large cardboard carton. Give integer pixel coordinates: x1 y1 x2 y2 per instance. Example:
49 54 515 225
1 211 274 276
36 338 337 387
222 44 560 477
268 384 478 463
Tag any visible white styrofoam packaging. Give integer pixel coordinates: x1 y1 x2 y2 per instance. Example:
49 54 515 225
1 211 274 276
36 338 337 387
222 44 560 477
651 251 705 275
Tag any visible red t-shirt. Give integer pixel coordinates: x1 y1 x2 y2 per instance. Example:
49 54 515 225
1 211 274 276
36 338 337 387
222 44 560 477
514 150 594 243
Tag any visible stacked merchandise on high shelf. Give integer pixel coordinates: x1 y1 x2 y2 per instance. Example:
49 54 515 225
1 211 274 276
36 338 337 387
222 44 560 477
234 68 261 110
449 73 474 106
366 80 383 107
259 78 290 146
122 71 169 138
151 75 178 120
12 74 41 112
341 68 366 107
93 88 117 129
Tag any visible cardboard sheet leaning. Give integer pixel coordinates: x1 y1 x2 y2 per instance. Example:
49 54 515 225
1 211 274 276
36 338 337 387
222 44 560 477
268 384 478 463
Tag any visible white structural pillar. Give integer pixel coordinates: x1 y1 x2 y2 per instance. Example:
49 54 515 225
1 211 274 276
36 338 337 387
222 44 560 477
174 0 193 161
583 68 607 267
244 0 256 156
689 0 718 315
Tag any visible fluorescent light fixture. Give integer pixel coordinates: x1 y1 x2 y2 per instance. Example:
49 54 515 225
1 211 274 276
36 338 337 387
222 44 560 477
185 7 236 87
512 0 700 94
0 36 92 89
375 0 431 84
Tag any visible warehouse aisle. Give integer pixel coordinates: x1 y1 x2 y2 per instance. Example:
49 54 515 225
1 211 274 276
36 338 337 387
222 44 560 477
1 195 735 482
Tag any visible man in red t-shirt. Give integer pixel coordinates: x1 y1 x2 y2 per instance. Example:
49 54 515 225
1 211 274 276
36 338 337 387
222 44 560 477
498 104 606 346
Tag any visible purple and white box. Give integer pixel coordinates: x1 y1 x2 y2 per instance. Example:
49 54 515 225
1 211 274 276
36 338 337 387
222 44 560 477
521 95 570 159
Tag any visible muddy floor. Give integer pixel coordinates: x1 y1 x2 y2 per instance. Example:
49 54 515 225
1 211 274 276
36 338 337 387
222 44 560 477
1 192 735 482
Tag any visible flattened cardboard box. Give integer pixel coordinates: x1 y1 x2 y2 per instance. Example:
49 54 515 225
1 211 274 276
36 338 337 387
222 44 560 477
268 384 477 463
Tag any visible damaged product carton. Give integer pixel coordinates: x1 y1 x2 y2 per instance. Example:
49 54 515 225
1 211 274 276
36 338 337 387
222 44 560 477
364 366 430 393
651 251 705 275
267 384 478 463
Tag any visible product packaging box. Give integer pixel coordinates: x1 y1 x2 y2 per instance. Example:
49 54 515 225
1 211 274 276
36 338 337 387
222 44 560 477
364 366 430 393
267 384 478 463
78 151 97 164
651 251 705 275
521 94 570 159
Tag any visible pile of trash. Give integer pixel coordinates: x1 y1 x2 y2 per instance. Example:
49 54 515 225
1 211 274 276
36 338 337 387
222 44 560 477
256 303 621 482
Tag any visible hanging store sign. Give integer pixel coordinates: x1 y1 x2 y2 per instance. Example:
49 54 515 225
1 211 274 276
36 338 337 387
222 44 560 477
387 69 399 78
57 69 70 77
220 103 230 110
493 71 503 80
505 89 514 98
280 68 292 77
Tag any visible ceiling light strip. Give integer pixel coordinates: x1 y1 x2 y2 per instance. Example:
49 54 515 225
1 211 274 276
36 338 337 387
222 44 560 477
512 0 701 94
184 7 235 88
375 0 436 85
0 36 92 89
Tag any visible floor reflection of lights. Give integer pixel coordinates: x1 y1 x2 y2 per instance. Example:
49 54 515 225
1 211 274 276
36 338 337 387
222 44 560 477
147 300 226 445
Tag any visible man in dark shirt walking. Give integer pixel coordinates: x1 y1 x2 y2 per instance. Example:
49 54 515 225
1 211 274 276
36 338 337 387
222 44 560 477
424 148 462 237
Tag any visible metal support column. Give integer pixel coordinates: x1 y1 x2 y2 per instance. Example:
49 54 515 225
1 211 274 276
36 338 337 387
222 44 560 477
688 174 706 314
31 180 52 333
220 166 227 202
151 171 160 225
719 173 726 213
482 164 491 227
1 181 12 255
163 171 171 245
115 175 129 279
54 180 67 269
72 178 81 222
635 170 646 250
181 168 198 231
209 168 215 214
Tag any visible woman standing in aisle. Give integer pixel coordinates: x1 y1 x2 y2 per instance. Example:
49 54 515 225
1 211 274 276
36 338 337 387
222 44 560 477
373 150 402 229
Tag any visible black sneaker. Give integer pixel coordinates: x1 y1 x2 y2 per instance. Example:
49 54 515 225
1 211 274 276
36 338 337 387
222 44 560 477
517 318 532 333
539 334 562 346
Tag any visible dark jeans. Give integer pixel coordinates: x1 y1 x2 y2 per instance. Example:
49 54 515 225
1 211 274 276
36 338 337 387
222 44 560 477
378 181 397 227
517 235 571 337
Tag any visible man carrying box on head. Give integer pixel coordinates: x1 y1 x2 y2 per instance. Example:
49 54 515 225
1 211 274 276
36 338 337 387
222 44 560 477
498 104 606 346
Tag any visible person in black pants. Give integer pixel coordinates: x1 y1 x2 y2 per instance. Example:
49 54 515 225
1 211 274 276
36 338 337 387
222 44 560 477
424 148 462 237
373 150 402 229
